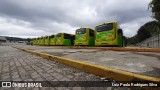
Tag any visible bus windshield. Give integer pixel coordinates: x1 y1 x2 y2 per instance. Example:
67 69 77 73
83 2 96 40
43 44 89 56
50 35 54 38
76 28 86 34
96 23 113 32
56 33 61 37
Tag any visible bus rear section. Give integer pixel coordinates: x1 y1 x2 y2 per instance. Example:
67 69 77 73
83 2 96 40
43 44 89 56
50 35 56 46
32 38 36 45
44 36 50 46
39 37 45 46
118 29 123 47
74 28 95 46
37 38 41 45
35 38 38 45
95 22 123 47
56 33 75 46
31 39 34 45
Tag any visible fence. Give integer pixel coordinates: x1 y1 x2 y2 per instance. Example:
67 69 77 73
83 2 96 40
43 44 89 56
137 34 160 48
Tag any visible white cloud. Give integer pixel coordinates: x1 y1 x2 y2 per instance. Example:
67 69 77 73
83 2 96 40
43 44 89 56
120 16 153 37
0 17 50 38
49 22 78 34
0 0 153 38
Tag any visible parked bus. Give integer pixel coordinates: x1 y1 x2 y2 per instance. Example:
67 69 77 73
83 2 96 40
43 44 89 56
36 37 40 45
50 35 56 46
56 33 75 46
32 38 36 45
44 36 50 46
74 28 95 46
39 37 45 46
31 21 126 47
95 21 124 47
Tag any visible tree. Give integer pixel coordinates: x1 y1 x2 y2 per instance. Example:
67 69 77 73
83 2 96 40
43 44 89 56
127 0 160 45
149 0 160 22
137 26 151 42
143 21 160 36
127 21 160 44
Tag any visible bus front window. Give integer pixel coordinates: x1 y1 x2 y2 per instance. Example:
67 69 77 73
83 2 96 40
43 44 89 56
50 35 54 38
76 28 86 34
96 23 113 32
56 33 61 37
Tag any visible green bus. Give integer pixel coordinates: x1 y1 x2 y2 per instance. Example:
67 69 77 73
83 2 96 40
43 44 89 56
32 38 37 45
39 37 45 46
37 37 41 45
36 37 40 45
56 33 75 46
74 28 95 46
35 38 38 45
95 21 124 47
31 39 34 45
44 36 50 46
50 35 56 46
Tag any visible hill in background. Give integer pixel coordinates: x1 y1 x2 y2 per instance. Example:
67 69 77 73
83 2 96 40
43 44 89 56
0 36 31 42
127 21 160 45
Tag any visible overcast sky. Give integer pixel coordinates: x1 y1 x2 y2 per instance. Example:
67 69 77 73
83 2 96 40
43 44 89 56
0 0 153 38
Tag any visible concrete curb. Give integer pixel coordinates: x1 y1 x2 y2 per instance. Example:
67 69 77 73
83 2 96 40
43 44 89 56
12 46 160 83
35 46 160 53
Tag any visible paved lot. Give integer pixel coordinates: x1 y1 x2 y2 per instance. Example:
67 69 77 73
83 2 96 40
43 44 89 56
0 46 133 90
15 45 160 78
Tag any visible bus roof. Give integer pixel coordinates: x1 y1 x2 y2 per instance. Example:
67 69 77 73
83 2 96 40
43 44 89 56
50 34 55 36
95 21 118 27
76 27 94 31
95 21 121 29
57 32 74 35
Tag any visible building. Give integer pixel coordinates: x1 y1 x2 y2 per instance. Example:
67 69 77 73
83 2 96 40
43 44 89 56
0 36 7 43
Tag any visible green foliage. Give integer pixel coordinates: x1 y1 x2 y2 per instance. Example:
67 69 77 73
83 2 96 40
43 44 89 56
144 21 160 35
127 21 160 44
137 26 151 41
149 0 160 22
127 35 139 44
